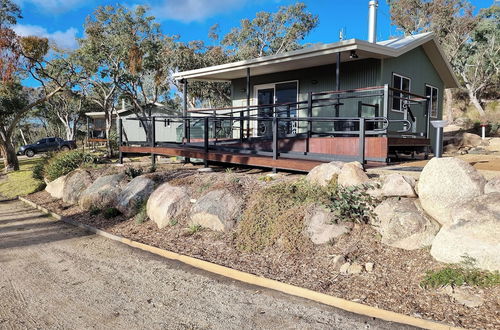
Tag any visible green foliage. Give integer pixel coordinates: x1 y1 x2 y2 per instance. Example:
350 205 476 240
89 206 101 216
258 175 274 182
236 180 377 252
186 224 202 235
44 150 94 181
421 266 500 288
328 185 376 224
134 200 148 224
31 160 46 181
168 219 178 226
125 167 143 178
102 207 121 219
222 3 318 59
148 164 157 173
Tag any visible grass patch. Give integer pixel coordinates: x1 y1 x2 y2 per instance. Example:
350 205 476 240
0 157 45 198
185 224 203 235
134 201 148 224
236 179 376 253
421 256 500 288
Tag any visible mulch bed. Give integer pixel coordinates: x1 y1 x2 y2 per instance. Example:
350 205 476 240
26 166 500 329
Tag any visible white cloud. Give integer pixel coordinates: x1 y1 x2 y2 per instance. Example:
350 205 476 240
13 25 79 50
150 0 248 23
15 0 90 13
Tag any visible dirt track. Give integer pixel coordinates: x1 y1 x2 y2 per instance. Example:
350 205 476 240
0 198 414 330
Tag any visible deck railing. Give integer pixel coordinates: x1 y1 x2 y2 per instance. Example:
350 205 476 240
118 85 429 169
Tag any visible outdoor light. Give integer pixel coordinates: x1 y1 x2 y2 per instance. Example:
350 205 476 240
431 120 448 158
350 50 359 59
311 79 318 85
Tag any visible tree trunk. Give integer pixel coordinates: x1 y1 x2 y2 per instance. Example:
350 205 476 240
0 140 20 172
466 85 485 117
105 124 113 158
444 89 454 121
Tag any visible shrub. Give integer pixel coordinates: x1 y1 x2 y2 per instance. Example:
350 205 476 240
31 152 53 181
186 224 202 235
44 150 94 181
421 267 500 289
102 207 121 219
125 167 143 178
236 180 377 252
89 206 101 216
134 200 148 224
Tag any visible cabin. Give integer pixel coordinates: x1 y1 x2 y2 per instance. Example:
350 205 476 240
86 104 181 146
119 4 458 172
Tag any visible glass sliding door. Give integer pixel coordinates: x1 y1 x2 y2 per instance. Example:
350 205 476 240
257 88 274 137
275 82 298 135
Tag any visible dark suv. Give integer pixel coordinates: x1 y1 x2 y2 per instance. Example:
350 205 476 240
18 137 77 157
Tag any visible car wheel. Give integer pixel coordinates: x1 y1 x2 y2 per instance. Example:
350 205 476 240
60 146 70 152
25 149 35 157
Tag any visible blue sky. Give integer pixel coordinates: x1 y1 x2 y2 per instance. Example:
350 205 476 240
13 0 495 51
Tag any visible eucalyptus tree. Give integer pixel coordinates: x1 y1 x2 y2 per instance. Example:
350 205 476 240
0 0 79 171
221 3 318 59
78 5 175 153
387 0 498 117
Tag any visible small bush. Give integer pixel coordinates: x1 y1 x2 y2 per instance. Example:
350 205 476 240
102 207 121 219
125 167 143 178
89 206 101 216
44 150 94 181
31 152 53 181
236 180 377 252
134 200 148 224
186 224 202 235
421 256 500 288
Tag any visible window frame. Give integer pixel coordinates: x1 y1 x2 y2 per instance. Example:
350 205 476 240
391 73 412 113
425 84 439 118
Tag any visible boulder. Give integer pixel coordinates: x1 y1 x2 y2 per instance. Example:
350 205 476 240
373 198 440 250
190 189 243 232
306 161 345 186
337 162 370 187
417 157 486 225
147 183 189 229
62 170 93 205
115 176 155 218
79 173 127 210
303 205 351 244
430 193 500 272
456 132 482 148
45 175 67 199
485 177 500 194
381 174 417 198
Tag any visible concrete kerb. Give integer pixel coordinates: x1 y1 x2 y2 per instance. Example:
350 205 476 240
17 196 460 330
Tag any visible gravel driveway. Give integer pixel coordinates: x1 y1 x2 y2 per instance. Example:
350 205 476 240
0 198 414 330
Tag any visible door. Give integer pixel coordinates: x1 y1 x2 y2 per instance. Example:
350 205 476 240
275 82 298 135
257 88 274 137
255 81 298 137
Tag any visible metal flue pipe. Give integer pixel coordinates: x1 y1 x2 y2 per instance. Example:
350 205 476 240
368 0 378 43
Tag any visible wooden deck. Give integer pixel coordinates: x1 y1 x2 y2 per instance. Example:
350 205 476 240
120 136 430 172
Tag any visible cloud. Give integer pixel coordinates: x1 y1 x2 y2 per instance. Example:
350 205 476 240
13 25 79 50
15 0 91 13
150 0 248 23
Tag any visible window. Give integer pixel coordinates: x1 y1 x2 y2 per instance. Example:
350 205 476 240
48 138 55 143
426 85 439 118
392 73 411 112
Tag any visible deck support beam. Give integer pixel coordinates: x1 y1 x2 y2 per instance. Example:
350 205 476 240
151 117 156 167
118 118 123 164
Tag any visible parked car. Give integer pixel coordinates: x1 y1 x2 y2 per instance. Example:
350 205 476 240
17 137 77 157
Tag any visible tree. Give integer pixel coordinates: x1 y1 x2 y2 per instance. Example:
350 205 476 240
78 5 174 152
42 90 90 140
387 0 499 117
221 3 318 59
0 0 79 171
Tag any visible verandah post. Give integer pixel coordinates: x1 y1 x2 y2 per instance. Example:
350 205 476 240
183 79 190 163
118 118 123 165
306 91 312 154
151 117 156 167
204 116 209 168
359 117 366 168
272 117 278 173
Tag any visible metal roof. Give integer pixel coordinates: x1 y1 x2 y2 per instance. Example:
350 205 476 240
173 32 459 88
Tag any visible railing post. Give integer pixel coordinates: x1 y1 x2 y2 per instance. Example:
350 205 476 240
240 112 244 142
118 118 123 165
359 117 366 167
306 92 312 154
151 117 156 167
204 116 209 168
272 117 279 173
